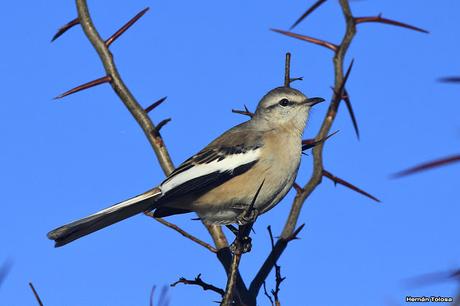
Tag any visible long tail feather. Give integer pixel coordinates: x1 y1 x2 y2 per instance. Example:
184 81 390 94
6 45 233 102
47 187 162 247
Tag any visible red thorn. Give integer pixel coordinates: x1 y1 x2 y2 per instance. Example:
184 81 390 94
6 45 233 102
290 0 328 30
392 154 460 178
354 15 429 34
232 106 254 118
271 29 338 52
51 18 80 42
105 7 150 47
145 96 167 113
323 169 380 203
293 182 303 193
54 76 112 99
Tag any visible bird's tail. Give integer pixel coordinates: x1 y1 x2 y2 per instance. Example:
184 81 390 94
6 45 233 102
47 187 162 247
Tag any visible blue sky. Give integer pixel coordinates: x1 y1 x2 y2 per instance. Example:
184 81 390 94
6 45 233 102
1 1 459 305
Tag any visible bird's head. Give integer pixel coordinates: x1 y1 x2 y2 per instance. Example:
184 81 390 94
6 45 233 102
254 87 324 132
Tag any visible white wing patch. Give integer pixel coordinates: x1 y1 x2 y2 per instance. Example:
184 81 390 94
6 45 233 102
160 149 261 194
88 187 162 217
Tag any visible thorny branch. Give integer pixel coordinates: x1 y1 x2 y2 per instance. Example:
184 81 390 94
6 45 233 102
53 1 427 305
59 0 246 301
249 0 425 299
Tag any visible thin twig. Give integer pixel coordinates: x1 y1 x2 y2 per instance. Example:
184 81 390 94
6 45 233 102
284 53 291 87
171 274 225 296
145 212 217 253
29 282 44 306
232 105 254 118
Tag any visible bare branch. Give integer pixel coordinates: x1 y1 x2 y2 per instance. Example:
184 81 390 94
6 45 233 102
145 212 217 253
263 282 274 306
323 169 380 202
271 28 338 52
290 0 328 30
145 96 167 113
354 14 429 34
171 274 225 296
29 282 44 306
105 7 150 47
249 223 305 297
51 18 80 42
392 154 460 178
54 75 112 99
71 2 233 299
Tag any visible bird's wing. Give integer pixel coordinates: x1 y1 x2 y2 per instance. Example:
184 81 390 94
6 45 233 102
159 123 263 200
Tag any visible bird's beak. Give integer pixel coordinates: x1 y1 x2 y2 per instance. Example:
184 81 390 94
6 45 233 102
303 97 325 107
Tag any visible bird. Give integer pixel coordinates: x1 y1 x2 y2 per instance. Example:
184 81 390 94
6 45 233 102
47 86 324 247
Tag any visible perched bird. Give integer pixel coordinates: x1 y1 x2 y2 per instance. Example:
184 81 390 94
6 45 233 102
47 86 324 247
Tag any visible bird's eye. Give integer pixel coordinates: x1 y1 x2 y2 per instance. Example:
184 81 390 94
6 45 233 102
279 98 290 107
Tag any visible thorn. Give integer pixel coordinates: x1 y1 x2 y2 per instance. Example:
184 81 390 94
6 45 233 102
232 106 254 118
438 76 460 83
392 154 460 178
354 15 429 34
302 130 339 151
245 179 266 220
323 169 381 202
145 96 167 113
342 89 360 139
287 223 305 241
54 75 112 99
290 76 303 83
290 0 328 30
293 182 303 193
334 59 354 102
51 18 79 42
105 7 150 47
271 28 338 52
156 118 172 133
